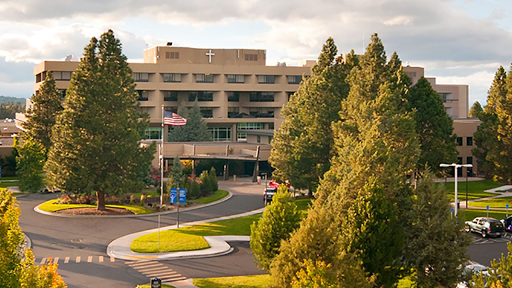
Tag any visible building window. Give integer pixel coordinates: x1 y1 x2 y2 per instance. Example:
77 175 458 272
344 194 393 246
268 136 273 144
163 91 178 102
195 74 213 83
227 91 240 102
54 71 73 81
133 73 149 82
257 135 261 143
200 108 213 118
189 91 213 102
268 123 274 130
209 127 231 141
165 52 179 59
137 90 149 101
287 75 302 84
228 107 239 118
456 137 463 146
258 75 275 84
245 54 258 61
58 89 67 100
287 92 295 100
227 74 245 83
249 108 274 118
238 123 264 130
163 73 181 83
439 93 456 103
144 127 161 140
250 92 274 102
467 136 473 146
467 156 473 165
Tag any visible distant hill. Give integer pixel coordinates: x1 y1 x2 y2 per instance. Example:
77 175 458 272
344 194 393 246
0 96 26 105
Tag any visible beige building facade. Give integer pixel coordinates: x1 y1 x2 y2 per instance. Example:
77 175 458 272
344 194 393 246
27 45 478 175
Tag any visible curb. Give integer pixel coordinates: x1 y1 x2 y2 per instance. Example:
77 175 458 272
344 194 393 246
106 208 262 261
33 191 233 219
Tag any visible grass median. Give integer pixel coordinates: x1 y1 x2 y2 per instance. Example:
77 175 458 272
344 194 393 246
39 199 154 214
131 198 311 253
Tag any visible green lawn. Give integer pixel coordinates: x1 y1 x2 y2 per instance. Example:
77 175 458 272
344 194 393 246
131 198 311 253
190 190 229 204
193 274 414 287
38 199 154 215
468 196 512 209
194 274 271 288
0 180 19 188
458 208 511 222
439 179 502 202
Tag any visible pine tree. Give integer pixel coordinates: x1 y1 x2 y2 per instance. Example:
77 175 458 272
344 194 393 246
22 71 63 152
406 77 458 175
269 38 354 194
168 100 211 142
473 66 507 179
404 170 470 287
469 101 483 118
250 186 302 272
270 202 374 288
315 33 419 286
476 242 512 287
45 30 154 210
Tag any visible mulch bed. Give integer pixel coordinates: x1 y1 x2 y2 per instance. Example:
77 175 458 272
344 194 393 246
54 207 134 216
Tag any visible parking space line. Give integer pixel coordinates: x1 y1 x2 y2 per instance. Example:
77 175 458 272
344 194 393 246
76 256 81 263
54 257 59 264
87 256 92 263
40 258 46 265
64 257 69 264
99 256 104 263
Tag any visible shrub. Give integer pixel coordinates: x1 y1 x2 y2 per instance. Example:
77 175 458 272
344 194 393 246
189 181 201 199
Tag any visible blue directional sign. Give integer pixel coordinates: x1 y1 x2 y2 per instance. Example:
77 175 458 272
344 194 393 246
179 188 186 204
507 204 509 210
170 188 177 204
451 207 454 214
487 205 490 211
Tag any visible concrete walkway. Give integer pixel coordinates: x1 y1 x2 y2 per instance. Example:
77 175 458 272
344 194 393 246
456 186 512 210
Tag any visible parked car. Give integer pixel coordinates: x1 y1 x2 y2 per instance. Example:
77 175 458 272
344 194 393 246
263 187 277 204
456 263 489 288
501 216 512 232
465 217 504 238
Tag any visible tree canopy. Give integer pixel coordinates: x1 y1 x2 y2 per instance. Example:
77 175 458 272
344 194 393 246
45 29 154 210
269 38 355 194
469 101 483 118
168 100 211 142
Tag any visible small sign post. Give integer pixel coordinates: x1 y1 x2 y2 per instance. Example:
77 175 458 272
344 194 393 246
150 277 161 288
487 205 489 217
451 207 454 219
507 204 509 217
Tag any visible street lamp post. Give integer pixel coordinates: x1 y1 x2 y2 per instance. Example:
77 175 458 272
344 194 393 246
440 163 473 217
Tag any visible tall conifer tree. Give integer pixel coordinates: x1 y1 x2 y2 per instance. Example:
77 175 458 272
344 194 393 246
168 100 211 142
474 66 507 179
406 77 458 175
269 38 354 194
45 30 154 210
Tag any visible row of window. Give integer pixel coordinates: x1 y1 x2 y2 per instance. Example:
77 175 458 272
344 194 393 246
133 73 304 84
456 136 473 146
139 91 280 102
144 123 272 141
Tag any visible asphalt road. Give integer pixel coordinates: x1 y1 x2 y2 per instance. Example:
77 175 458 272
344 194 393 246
17 181 266 288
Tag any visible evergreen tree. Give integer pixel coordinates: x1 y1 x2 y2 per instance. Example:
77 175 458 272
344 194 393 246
315 33 419 286
474 242 512 287
169 157 183 187
404 170 470 287
250 186 302 272
168 100 211 142
270 203 374 288
16 140 46 193
469 101 483 118
0 190 66 287
406 77 458 175
269 38 354 194
45 30 154 210
473 67 507 179
22 71 63 152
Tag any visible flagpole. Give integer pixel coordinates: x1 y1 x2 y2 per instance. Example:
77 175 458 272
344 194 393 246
158 105 165 252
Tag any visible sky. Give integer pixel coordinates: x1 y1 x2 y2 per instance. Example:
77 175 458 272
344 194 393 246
0 0 511 107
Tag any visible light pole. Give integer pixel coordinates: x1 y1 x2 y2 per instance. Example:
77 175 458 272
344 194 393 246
440 163 473 217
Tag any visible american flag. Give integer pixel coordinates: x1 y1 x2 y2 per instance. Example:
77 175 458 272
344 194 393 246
164 111 187 126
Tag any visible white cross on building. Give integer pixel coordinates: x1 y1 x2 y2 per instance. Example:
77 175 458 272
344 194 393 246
205 49 215 63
